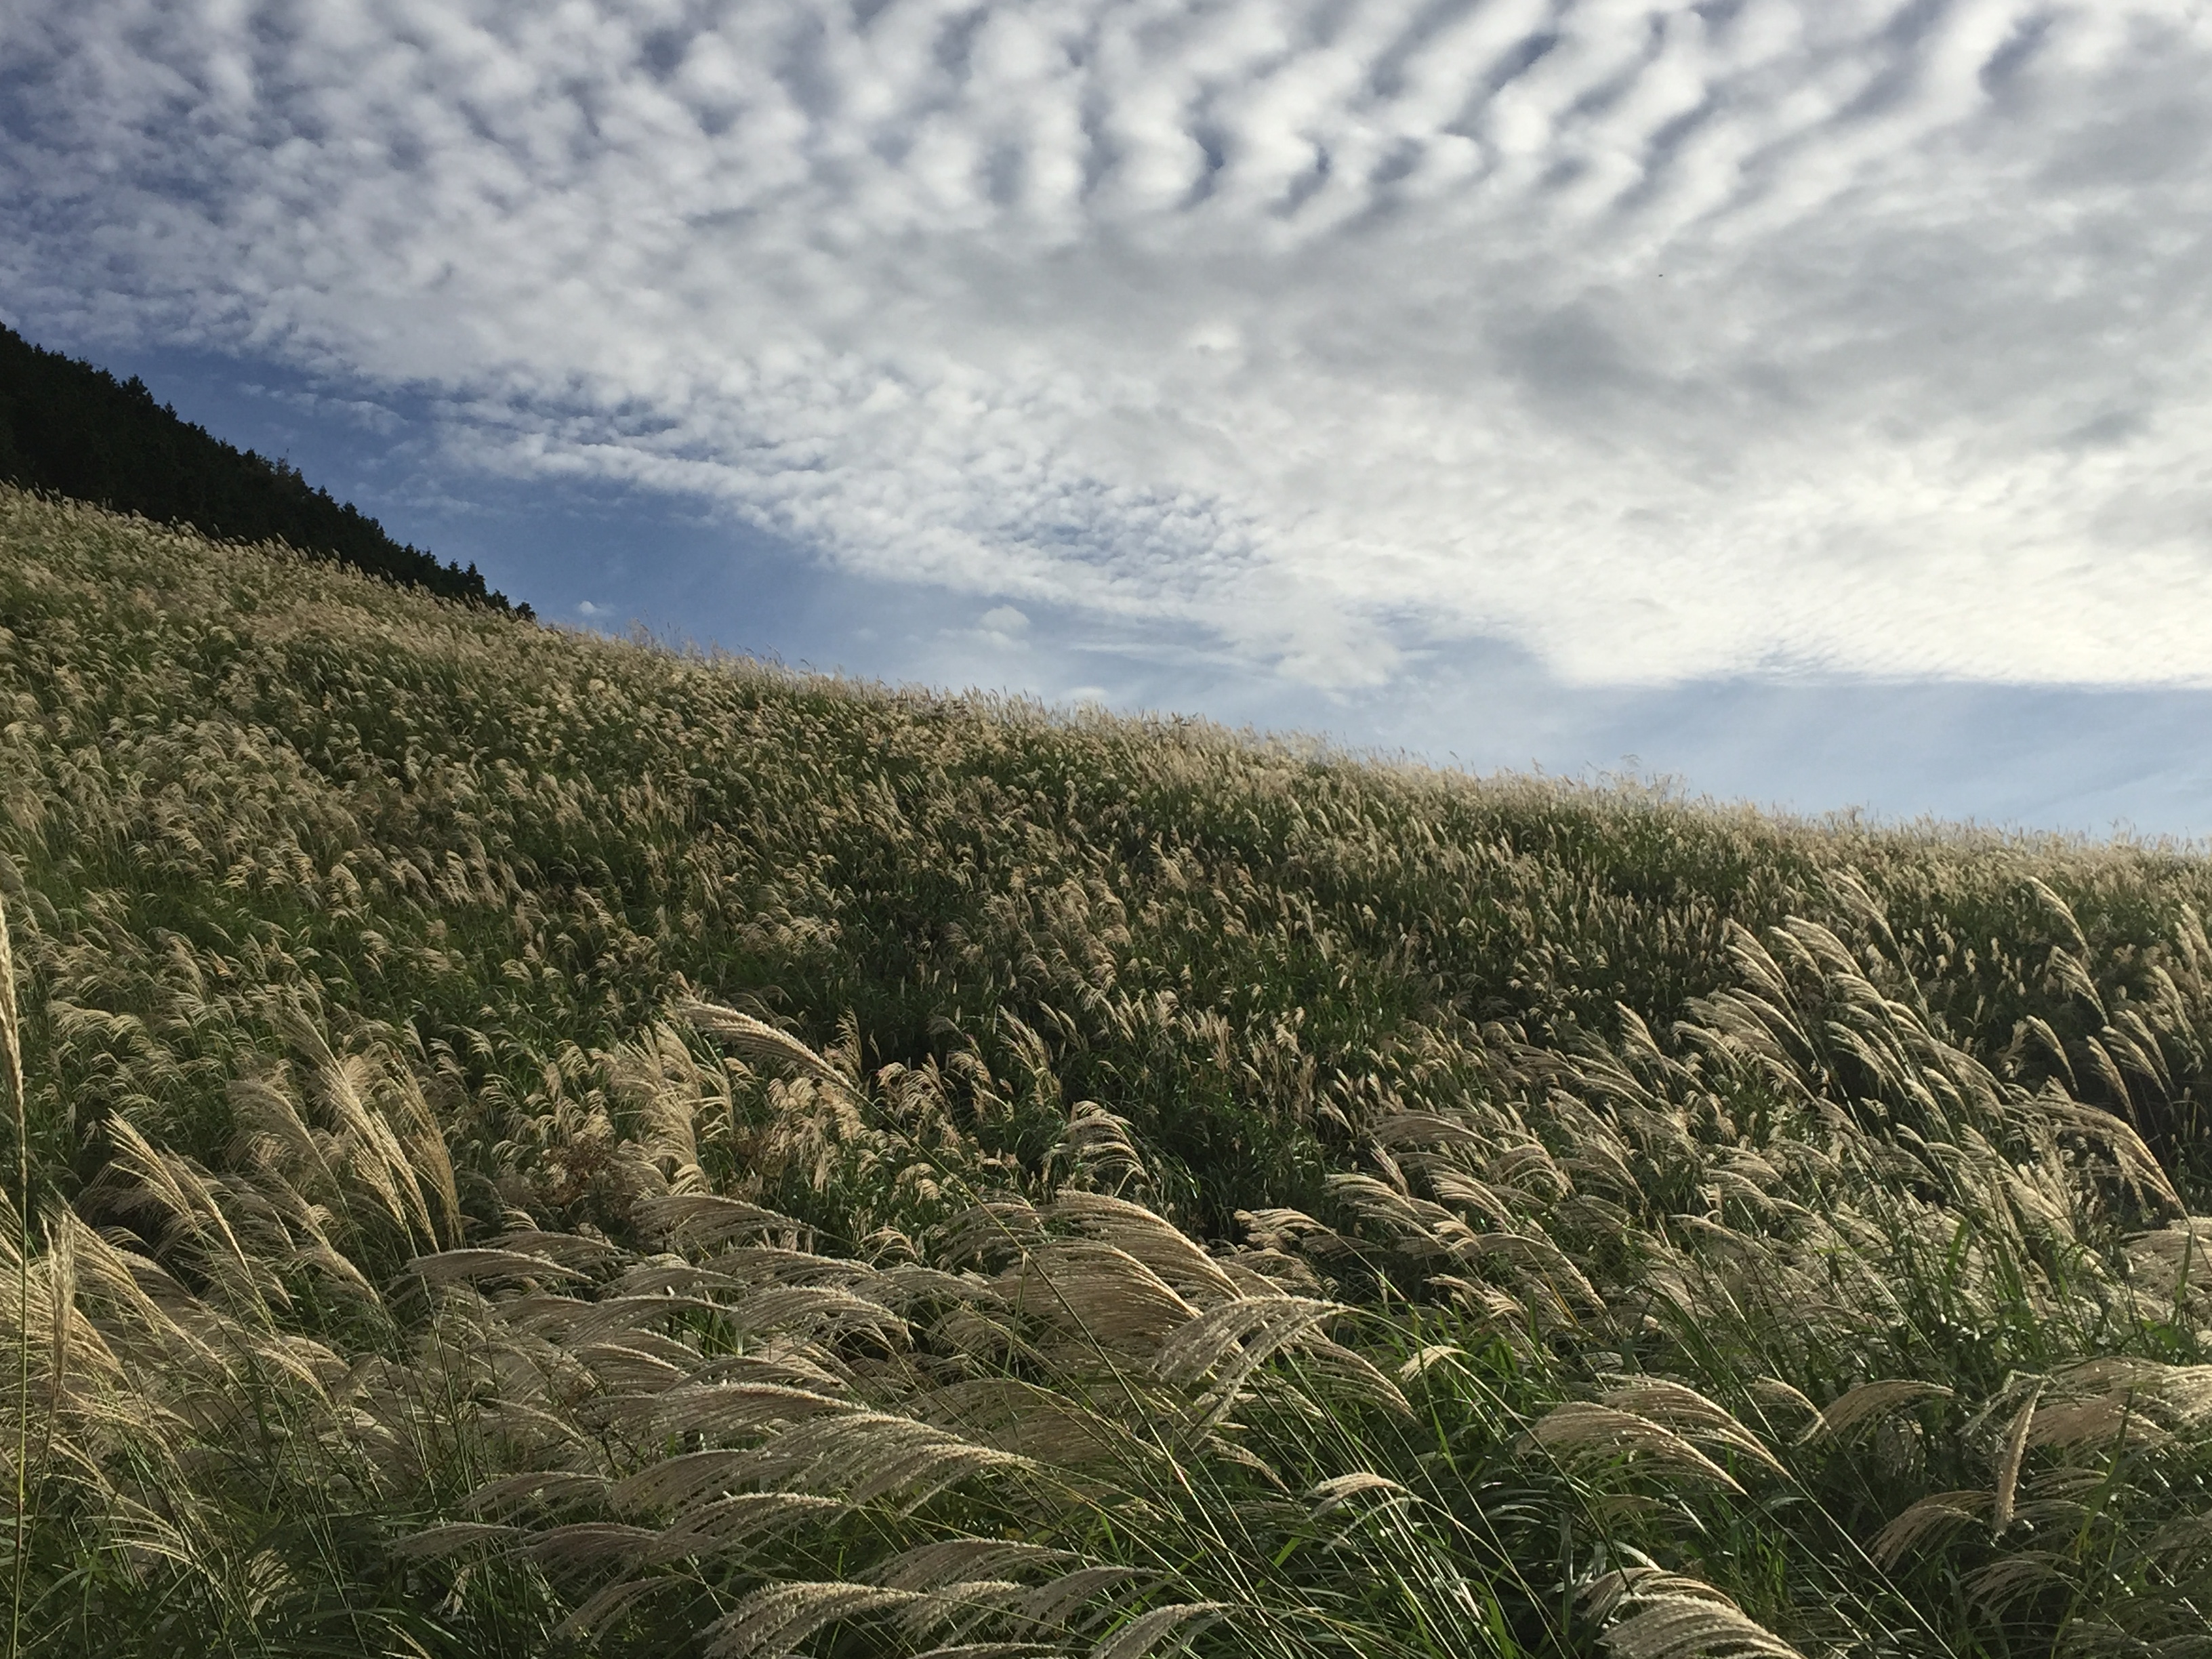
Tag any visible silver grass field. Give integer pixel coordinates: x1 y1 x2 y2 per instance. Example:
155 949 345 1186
7 486 2212 1657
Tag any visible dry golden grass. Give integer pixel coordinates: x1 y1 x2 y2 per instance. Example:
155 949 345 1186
12 486 2212 1656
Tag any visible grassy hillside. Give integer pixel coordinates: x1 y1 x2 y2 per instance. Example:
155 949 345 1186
7 485 2212 1657
0 324 524 615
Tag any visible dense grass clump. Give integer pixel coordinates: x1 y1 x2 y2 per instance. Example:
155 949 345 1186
8 485 2212 1657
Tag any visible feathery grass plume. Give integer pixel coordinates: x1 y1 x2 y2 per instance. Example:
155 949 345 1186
1991 1378 2048 1535
1305 1471 1411 1518
1048 1191 1240 1300
687 1406 1029 1509
1799 1379 1954 1446
1087 1601 1231 1659
405 1248 593 1288
1006 1242 1198 1351
1395 1343 1469 1385
639 1490 848 1558
701 1580 928 1659
1527 1403 1746 1492
1745 1378 1821 1439
1870 1490 1995 1570
867 1539 1070 1593
1051 1104 1153 1193
680 1004 857 1100
917 1376 1145 1467
1152 1294 1345 1399
1581 1572 1805 1659
1964 1549 2075 1618
2023 1393 2169 1456
1599 1379 1788 1478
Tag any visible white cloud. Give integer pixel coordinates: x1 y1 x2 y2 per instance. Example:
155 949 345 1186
6 0 2212 689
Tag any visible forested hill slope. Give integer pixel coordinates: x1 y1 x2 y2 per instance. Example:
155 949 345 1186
0 323 524 613
9 487 2212 1658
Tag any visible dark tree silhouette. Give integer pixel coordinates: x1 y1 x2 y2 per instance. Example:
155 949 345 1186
0 323 531 617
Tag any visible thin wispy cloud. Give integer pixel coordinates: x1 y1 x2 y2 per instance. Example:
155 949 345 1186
4 0 2211 693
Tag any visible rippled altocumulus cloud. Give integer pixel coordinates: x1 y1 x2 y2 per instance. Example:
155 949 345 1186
5 0 2212 688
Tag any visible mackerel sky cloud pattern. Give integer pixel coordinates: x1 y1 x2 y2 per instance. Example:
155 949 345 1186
4 0 2212 694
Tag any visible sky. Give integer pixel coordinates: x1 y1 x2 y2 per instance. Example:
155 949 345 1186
4 0 2212 836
